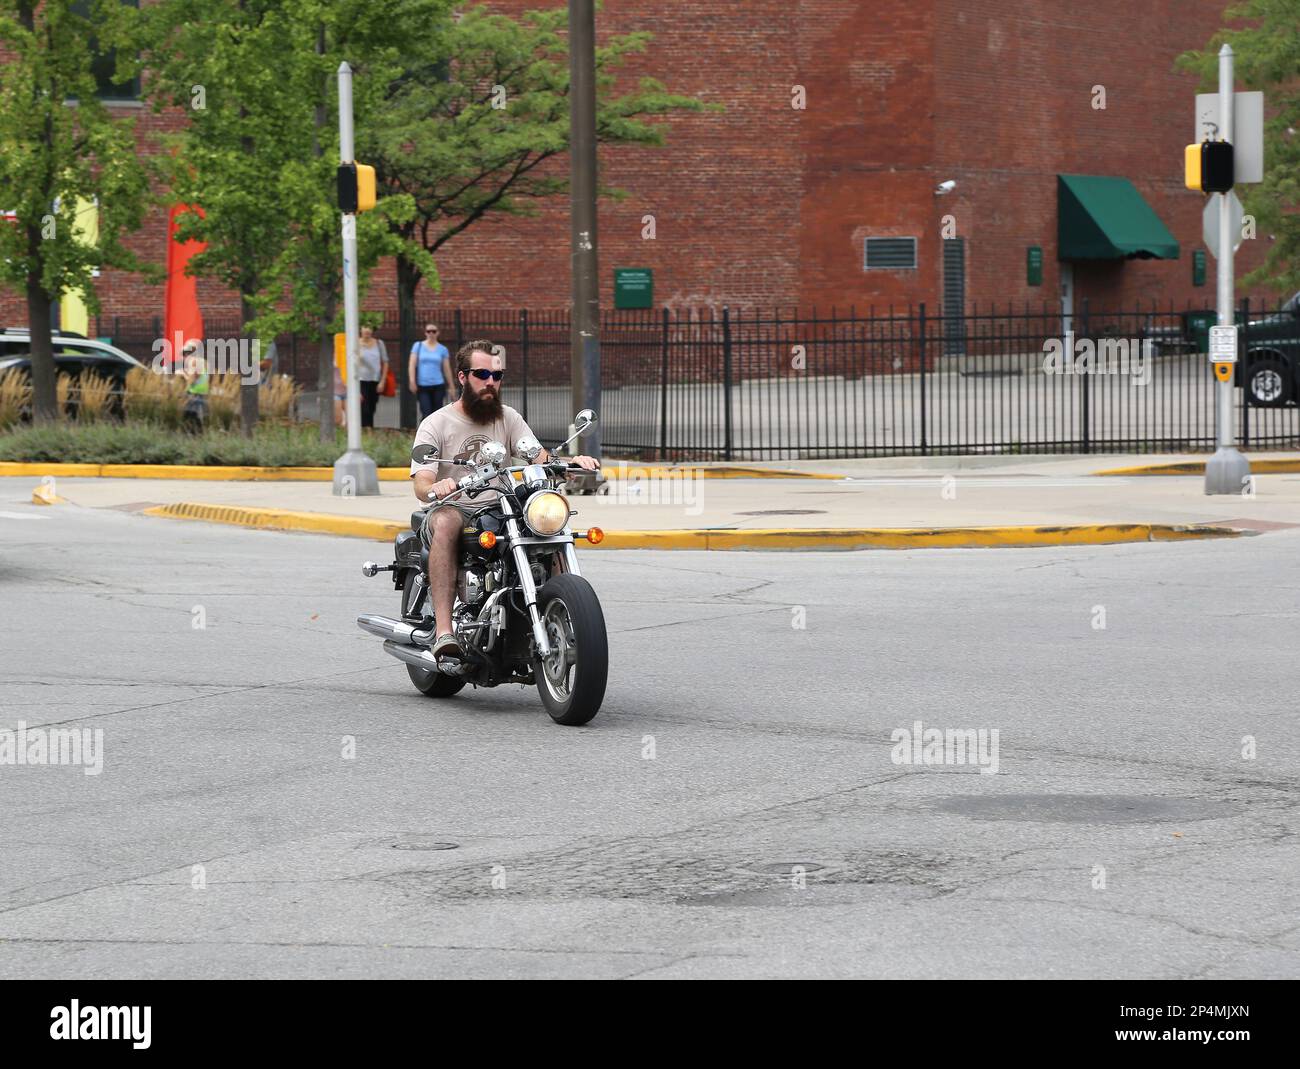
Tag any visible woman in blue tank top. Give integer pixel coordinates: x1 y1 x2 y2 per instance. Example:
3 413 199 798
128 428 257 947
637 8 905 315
408 324 452 420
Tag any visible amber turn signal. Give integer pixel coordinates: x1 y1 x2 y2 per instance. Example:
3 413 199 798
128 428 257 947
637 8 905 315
478 531 497 549
585 526 605 544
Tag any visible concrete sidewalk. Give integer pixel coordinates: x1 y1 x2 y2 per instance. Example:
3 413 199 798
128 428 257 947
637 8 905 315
6 450 1300 548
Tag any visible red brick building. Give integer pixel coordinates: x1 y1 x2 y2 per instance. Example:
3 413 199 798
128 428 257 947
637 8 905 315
0 0 1276 330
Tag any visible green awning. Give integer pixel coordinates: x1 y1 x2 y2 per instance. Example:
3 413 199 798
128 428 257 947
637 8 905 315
1057 174 1180 260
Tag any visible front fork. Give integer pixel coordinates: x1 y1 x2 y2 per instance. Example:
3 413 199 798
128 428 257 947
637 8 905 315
507 518 553 658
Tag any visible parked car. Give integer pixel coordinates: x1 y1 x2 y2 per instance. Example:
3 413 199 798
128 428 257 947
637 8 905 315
1238 291 1300 407
0 328 145 417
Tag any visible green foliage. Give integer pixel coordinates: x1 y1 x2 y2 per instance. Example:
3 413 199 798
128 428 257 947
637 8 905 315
0 1 156 299
1178 1 1300 293
0 419 414 466
364 4 719 289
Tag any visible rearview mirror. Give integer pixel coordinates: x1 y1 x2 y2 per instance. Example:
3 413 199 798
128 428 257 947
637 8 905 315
411 443 439 465
574 409 597 435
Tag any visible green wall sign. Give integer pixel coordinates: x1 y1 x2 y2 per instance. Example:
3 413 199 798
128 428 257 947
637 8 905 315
1193 249 1207 287
614 268 653 309
1027 246 1043 287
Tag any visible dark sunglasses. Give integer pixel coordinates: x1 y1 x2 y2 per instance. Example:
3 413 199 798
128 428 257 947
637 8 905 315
467 369 503 381
424 328 438 333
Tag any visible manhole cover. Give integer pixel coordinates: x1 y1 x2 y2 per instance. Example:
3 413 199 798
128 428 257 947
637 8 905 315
935 794 1240 825
736 509 826 516
381 836 460 851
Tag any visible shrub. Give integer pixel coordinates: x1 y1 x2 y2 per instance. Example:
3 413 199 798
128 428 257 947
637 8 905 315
0 369 31 430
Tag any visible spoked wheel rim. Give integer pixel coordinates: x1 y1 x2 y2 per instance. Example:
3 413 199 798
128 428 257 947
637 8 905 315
1252 368 1283 403
540 598 578 703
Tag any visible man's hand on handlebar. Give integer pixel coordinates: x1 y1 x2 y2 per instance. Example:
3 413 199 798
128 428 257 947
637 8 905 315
430 477 459 501
568 455 600 471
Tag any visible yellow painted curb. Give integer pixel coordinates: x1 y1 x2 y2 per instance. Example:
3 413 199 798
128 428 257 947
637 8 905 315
590 524 1242 550
143 502 406 540
141 502 1243 550
1095 458 1300 476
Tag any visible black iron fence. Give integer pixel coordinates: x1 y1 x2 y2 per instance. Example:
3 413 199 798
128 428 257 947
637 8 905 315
95 298 1300 459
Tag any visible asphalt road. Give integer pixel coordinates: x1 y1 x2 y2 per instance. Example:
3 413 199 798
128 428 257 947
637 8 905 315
0 493 1297 978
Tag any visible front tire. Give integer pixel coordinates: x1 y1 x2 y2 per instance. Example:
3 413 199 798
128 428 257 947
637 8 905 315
532 574 608 726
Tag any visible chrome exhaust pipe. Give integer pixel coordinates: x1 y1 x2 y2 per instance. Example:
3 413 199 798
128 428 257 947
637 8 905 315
382 639 466 676
357 614 419 645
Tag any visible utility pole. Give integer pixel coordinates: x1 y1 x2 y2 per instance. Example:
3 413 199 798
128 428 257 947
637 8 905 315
568 0 602 457
1204 43 1250 495
333 61 379 496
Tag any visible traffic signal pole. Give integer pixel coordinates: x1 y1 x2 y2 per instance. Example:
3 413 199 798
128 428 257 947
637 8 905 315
1204 44 1250 496
333 61 379 496
568 0 602 459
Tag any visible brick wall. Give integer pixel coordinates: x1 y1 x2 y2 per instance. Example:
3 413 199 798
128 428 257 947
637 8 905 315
0 0 1281 332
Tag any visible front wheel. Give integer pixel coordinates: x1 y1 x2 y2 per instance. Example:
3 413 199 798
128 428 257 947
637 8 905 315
532 574 608 726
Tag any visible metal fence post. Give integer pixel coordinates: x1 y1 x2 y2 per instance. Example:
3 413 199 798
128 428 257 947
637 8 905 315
918 302 928 455
1080 298 1091 454
1239 296 1250 449
659 306 670 460
722 305 734 461
519 308 529 422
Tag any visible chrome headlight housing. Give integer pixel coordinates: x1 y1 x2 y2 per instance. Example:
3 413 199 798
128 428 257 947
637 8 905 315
524 490 570 535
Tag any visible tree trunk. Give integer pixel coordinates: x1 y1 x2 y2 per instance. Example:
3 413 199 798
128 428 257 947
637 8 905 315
26 268 56 424
396 256 421 430
239 293 259 438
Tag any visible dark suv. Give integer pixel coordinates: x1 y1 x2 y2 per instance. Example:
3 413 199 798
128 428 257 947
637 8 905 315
1241 292 1300 407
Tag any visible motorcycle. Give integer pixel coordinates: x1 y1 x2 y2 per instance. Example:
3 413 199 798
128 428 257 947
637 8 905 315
356 409 609 726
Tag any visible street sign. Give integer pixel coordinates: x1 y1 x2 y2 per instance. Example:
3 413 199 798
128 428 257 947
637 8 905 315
1209 324 1238 363
1203 191 1244 259
1195 91 1264 184
614 268 653 309
1026 246 1042 286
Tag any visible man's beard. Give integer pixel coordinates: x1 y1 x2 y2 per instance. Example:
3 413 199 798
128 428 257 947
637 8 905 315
464 383 503 423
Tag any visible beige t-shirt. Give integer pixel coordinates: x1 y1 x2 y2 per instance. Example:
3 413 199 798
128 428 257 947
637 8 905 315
409 402 534 504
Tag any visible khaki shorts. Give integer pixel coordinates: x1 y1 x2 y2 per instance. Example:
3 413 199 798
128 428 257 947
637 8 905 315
418 499 492 546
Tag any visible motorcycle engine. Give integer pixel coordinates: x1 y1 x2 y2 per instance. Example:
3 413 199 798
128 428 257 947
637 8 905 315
457 564 486 607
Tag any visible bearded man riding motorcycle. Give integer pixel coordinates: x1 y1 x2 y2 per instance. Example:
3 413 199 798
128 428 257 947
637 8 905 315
410 340 600 661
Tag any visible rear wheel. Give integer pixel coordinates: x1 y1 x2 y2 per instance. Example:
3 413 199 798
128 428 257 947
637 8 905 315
400 569 465 697
532 574 608 726
1245 356 1290 407
407 663 465 697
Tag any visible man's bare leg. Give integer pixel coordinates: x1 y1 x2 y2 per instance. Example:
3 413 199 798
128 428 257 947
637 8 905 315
428 507 462 644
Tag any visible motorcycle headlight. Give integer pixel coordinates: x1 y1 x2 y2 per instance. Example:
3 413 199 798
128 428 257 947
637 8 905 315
524 490 570 535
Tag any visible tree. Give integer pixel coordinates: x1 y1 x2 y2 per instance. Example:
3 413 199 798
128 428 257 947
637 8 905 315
363 4 715 420
140 0 440 440
1179 1 1300 293
0 0 154 422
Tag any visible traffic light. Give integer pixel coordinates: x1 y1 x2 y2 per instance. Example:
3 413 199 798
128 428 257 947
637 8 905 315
337 162 377 213
1184 140 1234 193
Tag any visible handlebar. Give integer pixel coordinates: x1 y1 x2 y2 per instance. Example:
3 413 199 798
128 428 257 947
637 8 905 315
428 459 598 506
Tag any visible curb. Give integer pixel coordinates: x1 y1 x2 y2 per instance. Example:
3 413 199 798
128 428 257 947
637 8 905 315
0 461 842 482
1095 458 1300 476
140 502 1244 550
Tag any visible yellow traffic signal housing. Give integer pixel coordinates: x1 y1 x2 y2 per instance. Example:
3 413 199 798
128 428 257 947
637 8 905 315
1184 144 1202 191
356 164 376 212
1185 141 1234 193
337 162 378 213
